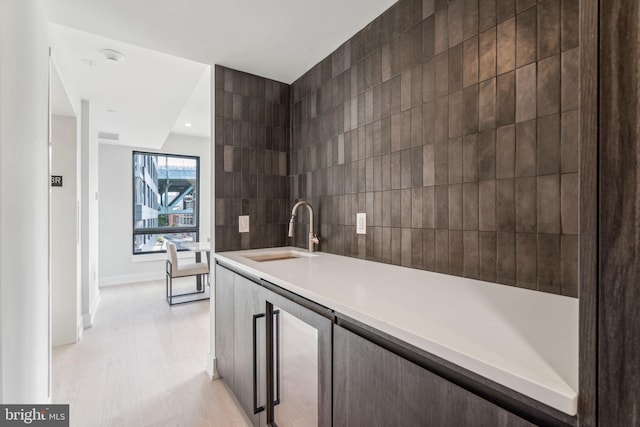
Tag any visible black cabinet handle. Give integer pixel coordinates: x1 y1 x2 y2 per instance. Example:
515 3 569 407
273 309 280 406
253 313 265 414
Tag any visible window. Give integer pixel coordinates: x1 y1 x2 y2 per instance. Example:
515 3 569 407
132 151 200 254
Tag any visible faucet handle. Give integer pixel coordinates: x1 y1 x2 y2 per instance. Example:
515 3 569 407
310 233 320 244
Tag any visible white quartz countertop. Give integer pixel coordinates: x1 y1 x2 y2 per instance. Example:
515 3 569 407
214 247 578 416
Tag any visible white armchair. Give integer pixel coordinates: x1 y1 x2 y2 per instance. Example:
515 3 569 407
165 241 209 305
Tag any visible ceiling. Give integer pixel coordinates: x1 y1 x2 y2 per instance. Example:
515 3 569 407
49 24 210 148
45 0 398 149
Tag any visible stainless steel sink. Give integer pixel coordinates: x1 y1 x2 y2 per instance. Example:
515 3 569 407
243 250 313 262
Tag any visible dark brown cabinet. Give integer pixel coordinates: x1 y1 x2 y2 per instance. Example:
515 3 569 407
333 325 535 427
215 264 266 426
215 263 332 427
233 272 266 426
214 264 235 389
217 261 566 426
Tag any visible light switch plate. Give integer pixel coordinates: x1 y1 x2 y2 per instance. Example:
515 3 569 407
239 215 250 233
356 213 366 234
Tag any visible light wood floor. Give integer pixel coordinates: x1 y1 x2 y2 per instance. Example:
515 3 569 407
52 279 252 427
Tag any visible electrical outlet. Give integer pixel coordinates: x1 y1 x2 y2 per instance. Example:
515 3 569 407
239 215 250 233
356 213 366 234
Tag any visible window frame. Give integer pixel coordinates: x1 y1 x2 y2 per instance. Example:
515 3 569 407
131 150 200 255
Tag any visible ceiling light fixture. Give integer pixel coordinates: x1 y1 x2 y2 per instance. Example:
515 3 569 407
184 123 192 127
99 49 125 63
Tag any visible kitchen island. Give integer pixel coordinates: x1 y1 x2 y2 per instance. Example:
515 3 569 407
214 246 578 425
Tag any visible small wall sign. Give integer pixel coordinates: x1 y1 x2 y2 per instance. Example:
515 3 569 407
51 175 63 187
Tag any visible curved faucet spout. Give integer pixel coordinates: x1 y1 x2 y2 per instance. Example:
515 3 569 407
288 200 319 252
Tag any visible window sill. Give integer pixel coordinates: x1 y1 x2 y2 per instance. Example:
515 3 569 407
131 251 195 263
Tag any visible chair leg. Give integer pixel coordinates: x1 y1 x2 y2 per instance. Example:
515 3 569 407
166 273 209 305
166 273 173 305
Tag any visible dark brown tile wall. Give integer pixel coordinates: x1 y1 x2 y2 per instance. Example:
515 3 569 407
214 65 291 251
289 0 579 297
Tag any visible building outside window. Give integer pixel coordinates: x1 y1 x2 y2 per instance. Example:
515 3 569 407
132 151 200 254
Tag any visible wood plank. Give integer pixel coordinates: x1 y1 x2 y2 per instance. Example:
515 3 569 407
598 0 640 425
333 325 536 427
578 0 599 424
337 314 576 426
233 275 264 427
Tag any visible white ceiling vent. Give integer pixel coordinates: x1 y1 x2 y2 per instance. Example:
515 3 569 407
98 131 120 141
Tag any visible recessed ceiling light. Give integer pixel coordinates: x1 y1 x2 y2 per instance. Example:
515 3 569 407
184 123 192 127
99 49 125 63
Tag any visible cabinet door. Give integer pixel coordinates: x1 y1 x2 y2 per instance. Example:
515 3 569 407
262 288 333 427
214 264 235 389
333 325 535 427
234 274 266 427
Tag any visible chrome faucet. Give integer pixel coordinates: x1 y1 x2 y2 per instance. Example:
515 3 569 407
288 200 320 252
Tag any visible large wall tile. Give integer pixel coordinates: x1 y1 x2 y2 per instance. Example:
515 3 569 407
496 16 516 74
463 133 479 182
515 120 537 177
515 63 536 122
462 37 479 87
537 0 560 59
537 54 561 116
537 114 560 175
496 125 515 179
496 72 516 126
478 28 497 81
516 6 536 67
463 0 479 40
463 230 480 278
479 231 497 281
537 174 561 234
283 0 578 296
478 0 497 32
497 232 516 284
516 233 537 289
215 66 290 251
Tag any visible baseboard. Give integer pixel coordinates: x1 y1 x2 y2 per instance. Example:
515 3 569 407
99 271 165 287
206 353 219 379
82 291 101 329
77 319 84 340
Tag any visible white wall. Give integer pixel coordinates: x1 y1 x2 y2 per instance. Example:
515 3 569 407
80 100 100 328
51 114 79 347
0 0 50 403
98 133 211 285
50 35 86 339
